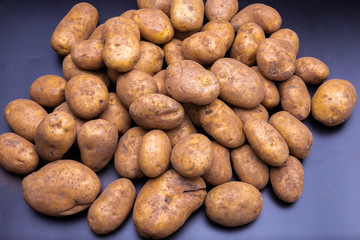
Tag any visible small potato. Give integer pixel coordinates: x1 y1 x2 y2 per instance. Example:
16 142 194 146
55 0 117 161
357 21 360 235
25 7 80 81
116 69 158 108
230 22 265 66
202 141 232 186
231 144 269 190
35 111 76 161
163 38 185 66
312 79 357 126
230 3 282 34
114 127 147 179
165 114 197 147
29 75 67 108
184 102 202 127
173 29 199 40
201 20 235 51
270 156 304 203
170 0 204 32
232 104 269 124
129 94 185 130
77 119 118 172
22 160 101 216
270 28 300 55
153 70 168 95
244 119 289 167
50 2 98 56
210 58 265 109
88 178 136 235
98 93 132 134
53 101 86 135
199 99 245 148
295 57 330 85
133 169 206 239
71 39 105 70
205 181 263 226
0 133 39 175
278 75 311 120
182 31 227 66
137 0 173 16
133 41 164 76
4 99 47 142
139 130 171 178
107 68 121 84
88 24 104 41
65 74 109 119
165 60 220 105
205 0 238 21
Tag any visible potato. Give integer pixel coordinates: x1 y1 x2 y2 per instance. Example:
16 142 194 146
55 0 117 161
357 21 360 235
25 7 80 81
202 141 232 186
170 0 204 32
205 0 238 21
133 41 164 76
230 22 265 66
269 111 313 159
65 74 109 119
114 127 147 179
165 114 197 147
171 133 213 178
71 39 105 70
165 60 220 105
50 2 98 56
77 119 118 172
35 111 76 161
210 58 265 109
230 3 282 34
0 133 39 175
88 178 136 235
205 181 263 226
88 24 104 41
139 130 171 178
4 99 47 142
98 93 132 134
199 99 245 148
29 75 67 108
129 94 185 130
174 29 199 40
137 0 172 16
116 69 158 108
163 38 184 66
256 38 297 81
232 104 269 124
153 70 168 96
270 156 304 203
311 79 357 126
133 169 206 239
184 102 202 127
201 20 235 51
231 144 269 190
278 75 311 120
182 31 227 66
244 119 289 167
295 57 330 84
270 28 300 55
22 160 100 216
107 68 121 84
53 101 86 135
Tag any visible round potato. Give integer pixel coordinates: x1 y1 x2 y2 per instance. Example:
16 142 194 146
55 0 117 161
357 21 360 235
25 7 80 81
295 57 330 85
232 104 269 124
205 181 263 226
201 20 235 51
165 113 197 147
170 0 204 32
205 0 238 21
153 70 168 96
53 101 86 135
133 41 164 76
163 38 185 66
270 28 300 55
22 160 101 216
88 24 104 41
71 39 105 70
137 0 172 16
184 102 202 127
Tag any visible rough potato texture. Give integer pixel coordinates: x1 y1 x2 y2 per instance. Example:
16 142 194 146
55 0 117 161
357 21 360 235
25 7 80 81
295 57 330 85
205 0 238 21
133 170 206 239
0 133 39 175
170 0 204 32
205 181 263 226
88 24 104 41
311 79 357 126
137 0 173 16
153 70 169 96
71 39 105 70
88 178 136 235
232 104 269 126
270 156 304 203
165 113 197 147
53 101 86 135
201 20 235 51
270 28 299 55
163 38 184 66
133 41 164 76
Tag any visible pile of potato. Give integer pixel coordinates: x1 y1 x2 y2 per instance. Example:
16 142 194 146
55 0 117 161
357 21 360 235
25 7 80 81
0 0 357 239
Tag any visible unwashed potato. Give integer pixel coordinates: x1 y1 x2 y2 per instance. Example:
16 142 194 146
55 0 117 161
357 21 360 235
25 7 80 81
270 156 304 203
137 0 173 16
232 104 269 124
173 29 199 40
22 160 101 216
29 75 67 108
205 0 238 21
133 41 164 76
153 70 168 95
53 101 86 135
205 181 263 226
295 57 330 84
0 133 39 175
4 99 47 142
50 2 98 56
88 24 104 41
170 0 204 32
311 79 357 126
71 39 105 70
133 169 206 239
165 113 197 147
163 38 184 66
201 20 235 51
88 178 136 235
107 68 121 84
270 28 300 55
183 103 201 127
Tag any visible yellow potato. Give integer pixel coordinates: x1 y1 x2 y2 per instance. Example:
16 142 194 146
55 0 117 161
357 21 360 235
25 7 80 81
163 38 184 66
270 28 300 55
106 68 121 84
170 0 204 32
133 41 164 76
165 113 197 147
71 39 105 70
205 0 238 21
295 57 330 85
88 24 104 41
137 0 173 16
201 20 235 51
232 104 269 124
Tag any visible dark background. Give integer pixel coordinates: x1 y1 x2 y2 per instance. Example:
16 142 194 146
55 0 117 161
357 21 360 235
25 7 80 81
1 0 360 239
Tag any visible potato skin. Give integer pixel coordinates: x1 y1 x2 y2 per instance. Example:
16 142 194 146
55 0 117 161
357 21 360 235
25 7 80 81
270 28 300 55
163 38 185 66
184 102 202 127
53 101 86 135
88 178 136 235
311 79 357 126
205 181 263 226
29 75 67 108
22 160 101 216
170 0 204 32
133 169 206 239
88 24 104 41
205 0 238 21
232 104 269 125
137 0 173 16
201 20 235 51
133 41 164 76
270 156 304 203
50 2 98 56
0 133 39 175
4 99 47 142
71 39 105 70
295 57 330 85
165 113 197 147
153 70 168 96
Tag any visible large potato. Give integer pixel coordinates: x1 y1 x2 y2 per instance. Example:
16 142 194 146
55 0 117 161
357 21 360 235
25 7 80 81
163 38 184 66
165 113 197 147
295 57 330 85
270 28 300 55
133 169 206 239
22 160 100 216
205 181 263 226
201 20 235 51
133 41 164 76
137 0 173 16
170 0 204 32
71 39 105 70
232 104 269 124
205 0 238 21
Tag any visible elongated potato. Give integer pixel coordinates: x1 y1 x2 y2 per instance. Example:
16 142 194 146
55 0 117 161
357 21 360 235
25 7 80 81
71 39 105 70
163 38 185 66
232 104 269 125
133 41 164 76
205 0 238 21
201 20 235 51
165 114 197 147
270 28 299 55
295 57 330 85
170 0 204 32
